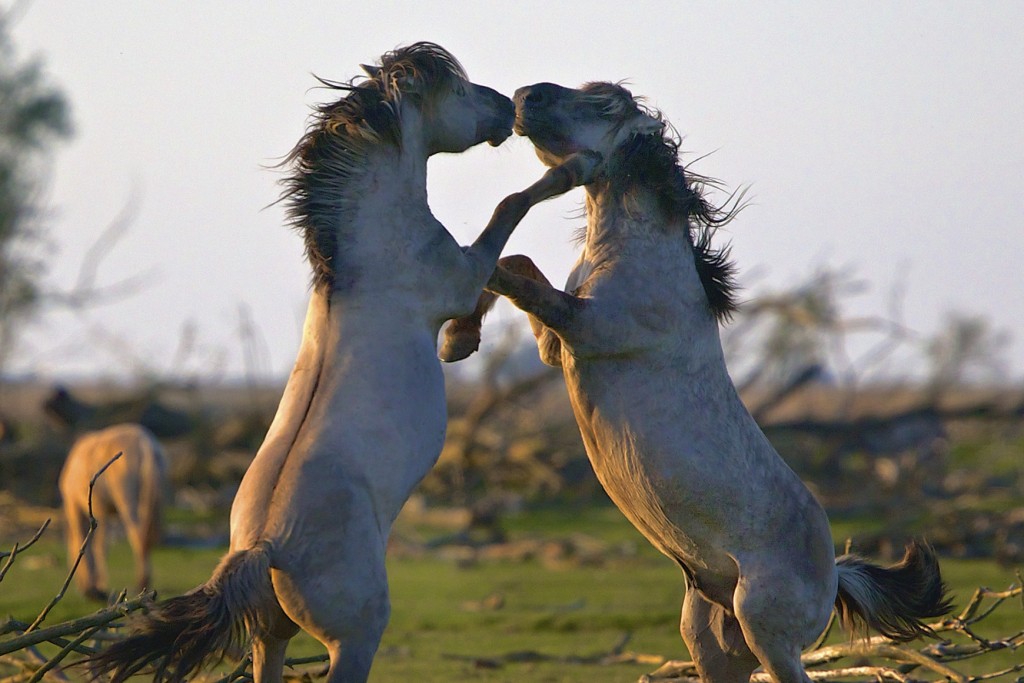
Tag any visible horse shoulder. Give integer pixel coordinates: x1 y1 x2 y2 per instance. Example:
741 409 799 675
561 268 680 359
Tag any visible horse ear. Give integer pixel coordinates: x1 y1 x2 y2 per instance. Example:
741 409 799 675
360 64 381 79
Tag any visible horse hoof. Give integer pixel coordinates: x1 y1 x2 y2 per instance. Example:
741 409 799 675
438 332 480 362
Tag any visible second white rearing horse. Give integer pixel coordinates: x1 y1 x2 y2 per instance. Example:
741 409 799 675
442 81 951 683
88 44 599 683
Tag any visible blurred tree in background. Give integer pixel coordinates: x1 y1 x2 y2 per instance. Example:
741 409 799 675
926 312 1011 392
0 9 72 369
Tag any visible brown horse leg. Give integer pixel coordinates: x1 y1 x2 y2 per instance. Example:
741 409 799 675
65 498 104 600
125 518 151 593
86 519 109 602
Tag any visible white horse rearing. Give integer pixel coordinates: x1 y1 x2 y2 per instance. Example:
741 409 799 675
442 81 951 683
89 45 599 683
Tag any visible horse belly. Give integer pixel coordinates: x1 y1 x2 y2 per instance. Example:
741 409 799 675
566 372 754 574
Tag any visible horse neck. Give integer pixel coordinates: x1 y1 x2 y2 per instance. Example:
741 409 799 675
582 182 689 271
316 128 436 292
364 102 438 206
351 137 430 221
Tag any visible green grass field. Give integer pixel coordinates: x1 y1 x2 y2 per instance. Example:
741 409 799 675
2 505 1021 682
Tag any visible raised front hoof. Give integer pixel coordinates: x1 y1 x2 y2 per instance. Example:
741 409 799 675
438 330 480 363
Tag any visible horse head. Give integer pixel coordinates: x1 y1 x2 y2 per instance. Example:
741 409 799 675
358 41 514 154
513 81 661 170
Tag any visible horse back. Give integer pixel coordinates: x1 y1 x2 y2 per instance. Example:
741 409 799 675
60 423 166 520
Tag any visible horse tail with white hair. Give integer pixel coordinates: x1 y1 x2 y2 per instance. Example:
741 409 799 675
86 543 275 683
834 540 952 641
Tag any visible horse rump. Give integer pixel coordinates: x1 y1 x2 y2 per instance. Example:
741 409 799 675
86 545 274 682
834 539 952 641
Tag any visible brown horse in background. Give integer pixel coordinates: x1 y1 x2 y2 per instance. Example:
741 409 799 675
59 423 166 601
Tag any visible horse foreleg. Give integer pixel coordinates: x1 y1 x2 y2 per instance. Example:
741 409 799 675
464 150 602 267
440 254 563 364
487 258 582 339
493 255 564 365
438 289 498 362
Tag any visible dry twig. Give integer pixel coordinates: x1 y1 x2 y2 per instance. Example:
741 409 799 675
24 452 123 634
0 520 52 584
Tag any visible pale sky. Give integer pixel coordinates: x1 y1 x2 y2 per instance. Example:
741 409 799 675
7 2 1024 382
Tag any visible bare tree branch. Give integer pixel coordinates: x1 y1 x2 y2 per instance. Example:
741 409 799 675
0 519 50 582
25 451 122 633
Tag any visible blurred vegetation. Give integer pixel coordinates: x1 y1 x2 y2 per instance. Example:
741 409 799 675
0 8 73 368
1 265 1022 562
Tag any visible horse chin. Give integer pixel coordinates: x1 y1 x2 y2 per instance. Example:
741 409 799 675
487 127 513 147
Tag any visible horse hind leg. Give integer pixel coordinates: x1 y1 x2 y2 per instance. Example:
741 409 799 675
249 600 298 683
65 499 106 601
120 513 152 592
680 583 759 683
251 635 288 683
733 573 826 683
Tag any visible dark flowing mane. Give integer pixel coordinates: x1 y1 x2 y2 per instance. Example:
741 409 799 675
582 82 742 322
277 42 467 292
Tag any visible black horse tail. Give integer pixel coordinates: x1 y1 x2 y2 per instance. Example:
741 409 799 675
834 540 952 641
86 543 274 682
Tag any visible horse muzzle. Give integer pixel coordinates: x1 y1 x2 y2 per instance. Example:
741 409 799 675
482 88 515 146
